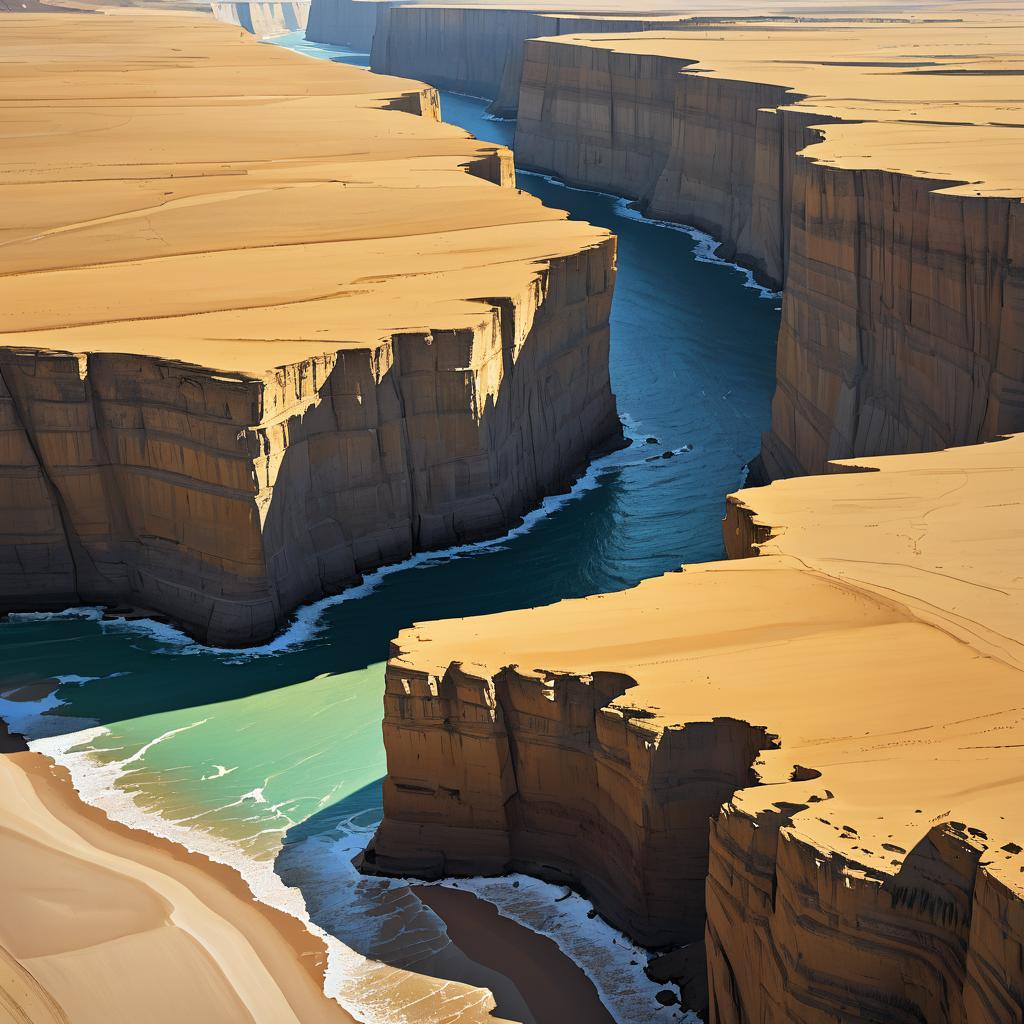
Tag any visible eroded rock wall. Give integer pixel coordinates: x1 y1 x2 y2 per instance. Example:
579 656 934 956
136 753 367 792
366 6 692 116
365 659 770 948
516 39 817 290
706 804 1024 1024
306 0 385 48
515 36 1024 478
368 435 1024 1021
763 163 1024 478
212 0 310 36
0 245 618 646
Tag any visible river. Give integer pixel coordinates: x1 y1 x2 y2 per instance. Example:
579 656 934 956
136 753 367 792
0 31 778 1024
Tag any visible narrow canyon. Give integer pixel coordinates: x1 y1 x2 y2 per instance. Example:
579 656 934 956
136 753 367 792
0 2 1021 1023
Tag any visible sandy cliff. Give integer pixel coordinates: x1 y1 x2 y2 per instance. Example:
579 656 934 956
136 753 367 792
368 5 696 116
367 432 1024 1021
212 0 310 36
307 0 388 48
514 21 1024 478
0 15 620 645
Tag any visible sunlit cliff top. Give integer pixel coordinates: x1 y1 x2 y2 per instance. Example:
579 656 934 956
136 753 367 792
540 15 1024 196
0 14 609 374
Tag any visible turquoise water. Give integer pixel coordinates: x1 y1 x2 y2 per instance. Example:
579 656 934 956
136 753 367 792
0 33 779 1023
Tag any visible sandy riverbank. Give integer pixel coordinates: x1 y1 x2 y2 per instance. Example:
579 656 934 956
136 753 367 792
0 718 351 1023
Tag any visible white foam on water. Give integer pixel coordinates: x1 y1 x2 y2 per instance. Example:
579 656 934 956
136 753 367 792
0 691 68 738
19 432 636 663
6 607 104 623
426 874 702 1024
120 719 209 768
517 170 781 301
282 816 696 1024
56 672 129 686
25 726 693 1024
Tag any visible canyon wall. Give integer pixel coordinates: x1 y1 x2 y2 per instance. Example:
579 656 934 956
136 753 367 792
365 659 770 947
514 30 1024 478
212 0 310 36
0 16 620 646
0 249 618 645
306 0 389 50
367 433 1024 1022
354 4 693 116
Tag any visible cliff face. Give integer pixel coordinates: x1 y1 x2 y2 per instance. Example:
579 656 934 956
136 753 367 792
211 0 310 36
766 149 1024 479
516 38 817 289
306 0 387 49
0 255 618 645
363 5 693 116
0 16 619 646
367 433 1024 1022
368 659 770 947
514 26 1024 477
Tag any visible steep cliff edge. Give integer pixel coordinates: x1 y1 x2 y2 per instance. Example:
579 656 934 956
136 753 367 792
303 0 702 115
212 0 310 37
367 432 1024 1022
514 22 1024 477
0 15 620 645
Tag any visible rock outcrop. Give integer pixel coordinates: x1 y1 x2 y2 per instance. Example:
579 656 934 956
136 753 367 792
306 0 698 116
366 432 1024 1022
212 0 310 36
0 15 620 645
513 22 1024 477
306 0 388 49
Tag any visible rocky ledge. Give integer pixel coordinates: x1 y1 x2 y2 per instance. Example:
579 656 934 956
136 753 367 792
366 432 1024 1021
0 15 620 645
514 20 1024 479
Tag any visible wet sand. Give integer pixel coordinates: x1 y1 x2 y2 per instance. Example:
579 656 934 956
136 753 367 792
0 722 353 1023
415 885 617 1024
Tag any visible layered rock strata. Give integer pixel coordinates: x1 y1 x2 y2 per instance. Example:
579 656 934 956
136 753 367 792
212 0 310 36
368 5 695 116
0 15 619 645
367 432 1024 1022
514 22 1024 477
306 0 389 49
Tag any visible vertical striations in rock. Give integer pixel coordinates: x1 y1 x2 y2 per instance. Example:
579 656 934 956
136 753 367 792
513 22 1024 477
212 0 311 37
367 658 771 945
307 0 698 116
0 15 621 645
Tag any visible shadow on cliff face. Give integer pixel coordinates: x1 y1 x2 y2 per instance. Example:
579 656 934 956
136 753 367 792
0 265 632 737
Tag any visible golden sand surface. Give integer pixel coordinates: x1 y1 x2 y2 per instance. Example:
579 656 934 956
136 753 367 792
0 14 609 374
544 15 1024 196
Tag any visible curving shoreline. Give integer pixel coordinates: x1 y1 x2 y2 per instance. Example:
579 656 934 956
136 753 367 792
0 720 351 1023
